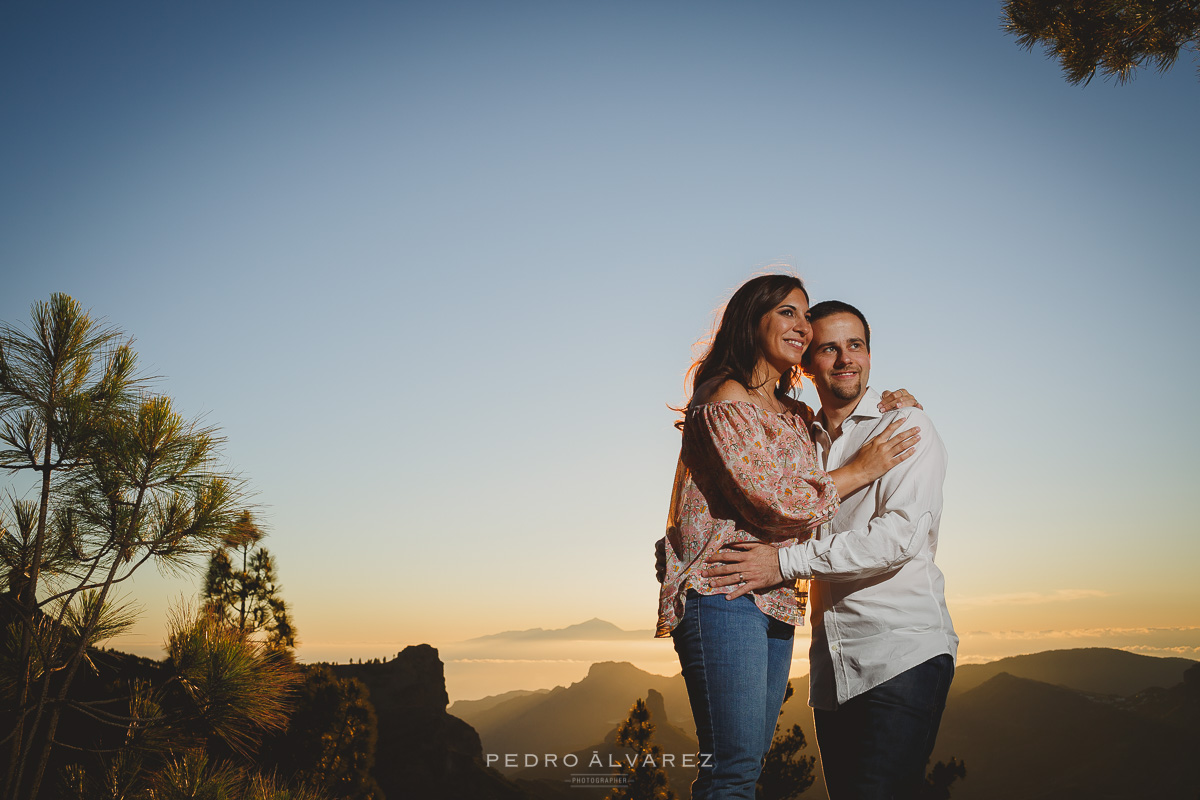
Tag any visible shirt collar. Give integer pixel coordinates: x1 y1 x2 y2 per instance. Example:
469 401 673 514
810 387 883 437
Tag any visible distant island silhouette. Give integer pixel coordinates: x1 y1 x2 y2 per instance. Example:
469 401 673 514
464 617 654 642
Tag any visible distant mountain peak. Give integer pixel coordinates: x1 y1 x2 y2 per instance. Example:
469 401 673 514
564 618 622 634
586 660 643 676
464 619 653 642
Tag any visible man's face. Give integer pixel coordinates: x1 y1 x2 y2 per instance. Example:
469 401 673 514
806 312 871 402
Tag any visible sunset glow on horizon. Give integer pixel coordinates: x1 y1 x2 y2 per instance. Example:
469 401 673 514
3 1 1197 704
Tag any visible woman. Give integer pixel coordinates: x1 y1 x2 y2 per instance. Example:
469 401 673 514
656 274 919 800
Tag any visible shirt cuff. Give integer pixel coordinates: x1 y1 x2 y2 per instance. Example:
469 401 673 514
778 543 810 581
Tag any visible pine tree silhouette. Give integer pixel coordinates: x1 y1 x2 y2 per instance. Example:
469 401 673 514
606 696 677 800
203 510 297 649
757 683 816 800
921 756 966 800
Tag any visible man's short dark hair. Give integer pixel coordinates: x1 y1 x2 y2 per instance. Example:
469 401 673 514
802 300 870 367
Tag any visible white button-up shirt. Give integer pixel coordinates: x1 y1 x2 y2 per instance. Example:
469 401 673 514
777 387 958 709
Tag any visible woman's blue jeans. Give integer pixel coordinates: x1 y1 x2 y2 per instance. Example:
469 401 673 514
672 590 795 800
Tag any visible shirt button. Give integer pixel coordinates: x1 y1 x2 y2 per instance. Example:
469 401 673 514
831 645 839 652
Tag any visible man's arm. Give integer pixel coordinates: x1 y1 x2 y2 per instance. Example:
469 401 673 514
704 409 946 597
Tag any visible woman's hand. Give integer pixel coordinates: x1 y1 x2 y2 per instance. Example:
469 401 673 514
878 388 922 412
701 542 784 600
830 418 920 496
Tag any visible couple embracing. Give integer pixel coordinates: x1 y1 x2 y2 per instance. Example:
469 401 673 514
656 274 957 800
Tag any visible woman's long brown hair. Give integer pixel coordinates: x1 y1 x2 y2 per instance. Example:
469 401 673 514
677 274 810 427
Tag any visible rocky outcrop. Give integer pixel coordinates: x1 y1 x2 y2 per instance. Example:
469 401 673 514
333 645 527 800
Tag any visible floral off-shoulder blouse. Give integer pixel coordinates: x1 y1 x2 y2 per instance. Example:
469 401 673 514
655 399 841 637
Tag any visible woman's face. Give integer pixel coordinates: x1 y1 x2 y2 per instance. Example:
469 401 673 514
755 287 812 373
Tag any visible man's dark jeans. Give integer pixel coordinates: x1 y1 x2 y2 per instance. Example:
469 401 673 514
814 654 954 800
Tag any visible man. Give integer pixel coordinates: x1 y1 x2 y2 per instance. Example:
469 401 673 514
702 300 957 800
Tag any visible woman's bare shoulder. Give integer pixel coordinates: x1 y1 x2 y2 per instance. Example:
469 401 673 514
694 378 752 406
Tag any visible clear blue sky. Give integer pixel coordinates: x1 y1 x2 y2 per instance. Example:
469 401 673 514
2 1 1197 696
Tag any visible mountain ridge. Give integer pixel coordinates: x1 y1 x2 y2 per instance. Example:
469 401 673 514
932 670 1199 799
951 646 1195 696
461 646 1198 799
464 617 654 642
456 660 694 760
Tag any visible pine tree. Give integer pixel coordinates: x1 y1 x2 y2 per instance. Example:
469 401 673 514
0 295 243 800
56 607 307 800
259 665 382 800
921 756 967 800
606 697 676 800
756 683 816 800
1004 0 1200 84
203 511 297 649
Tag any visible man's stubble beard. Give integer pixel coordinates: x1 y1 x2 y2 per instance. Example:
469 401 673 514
827 376 863 402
